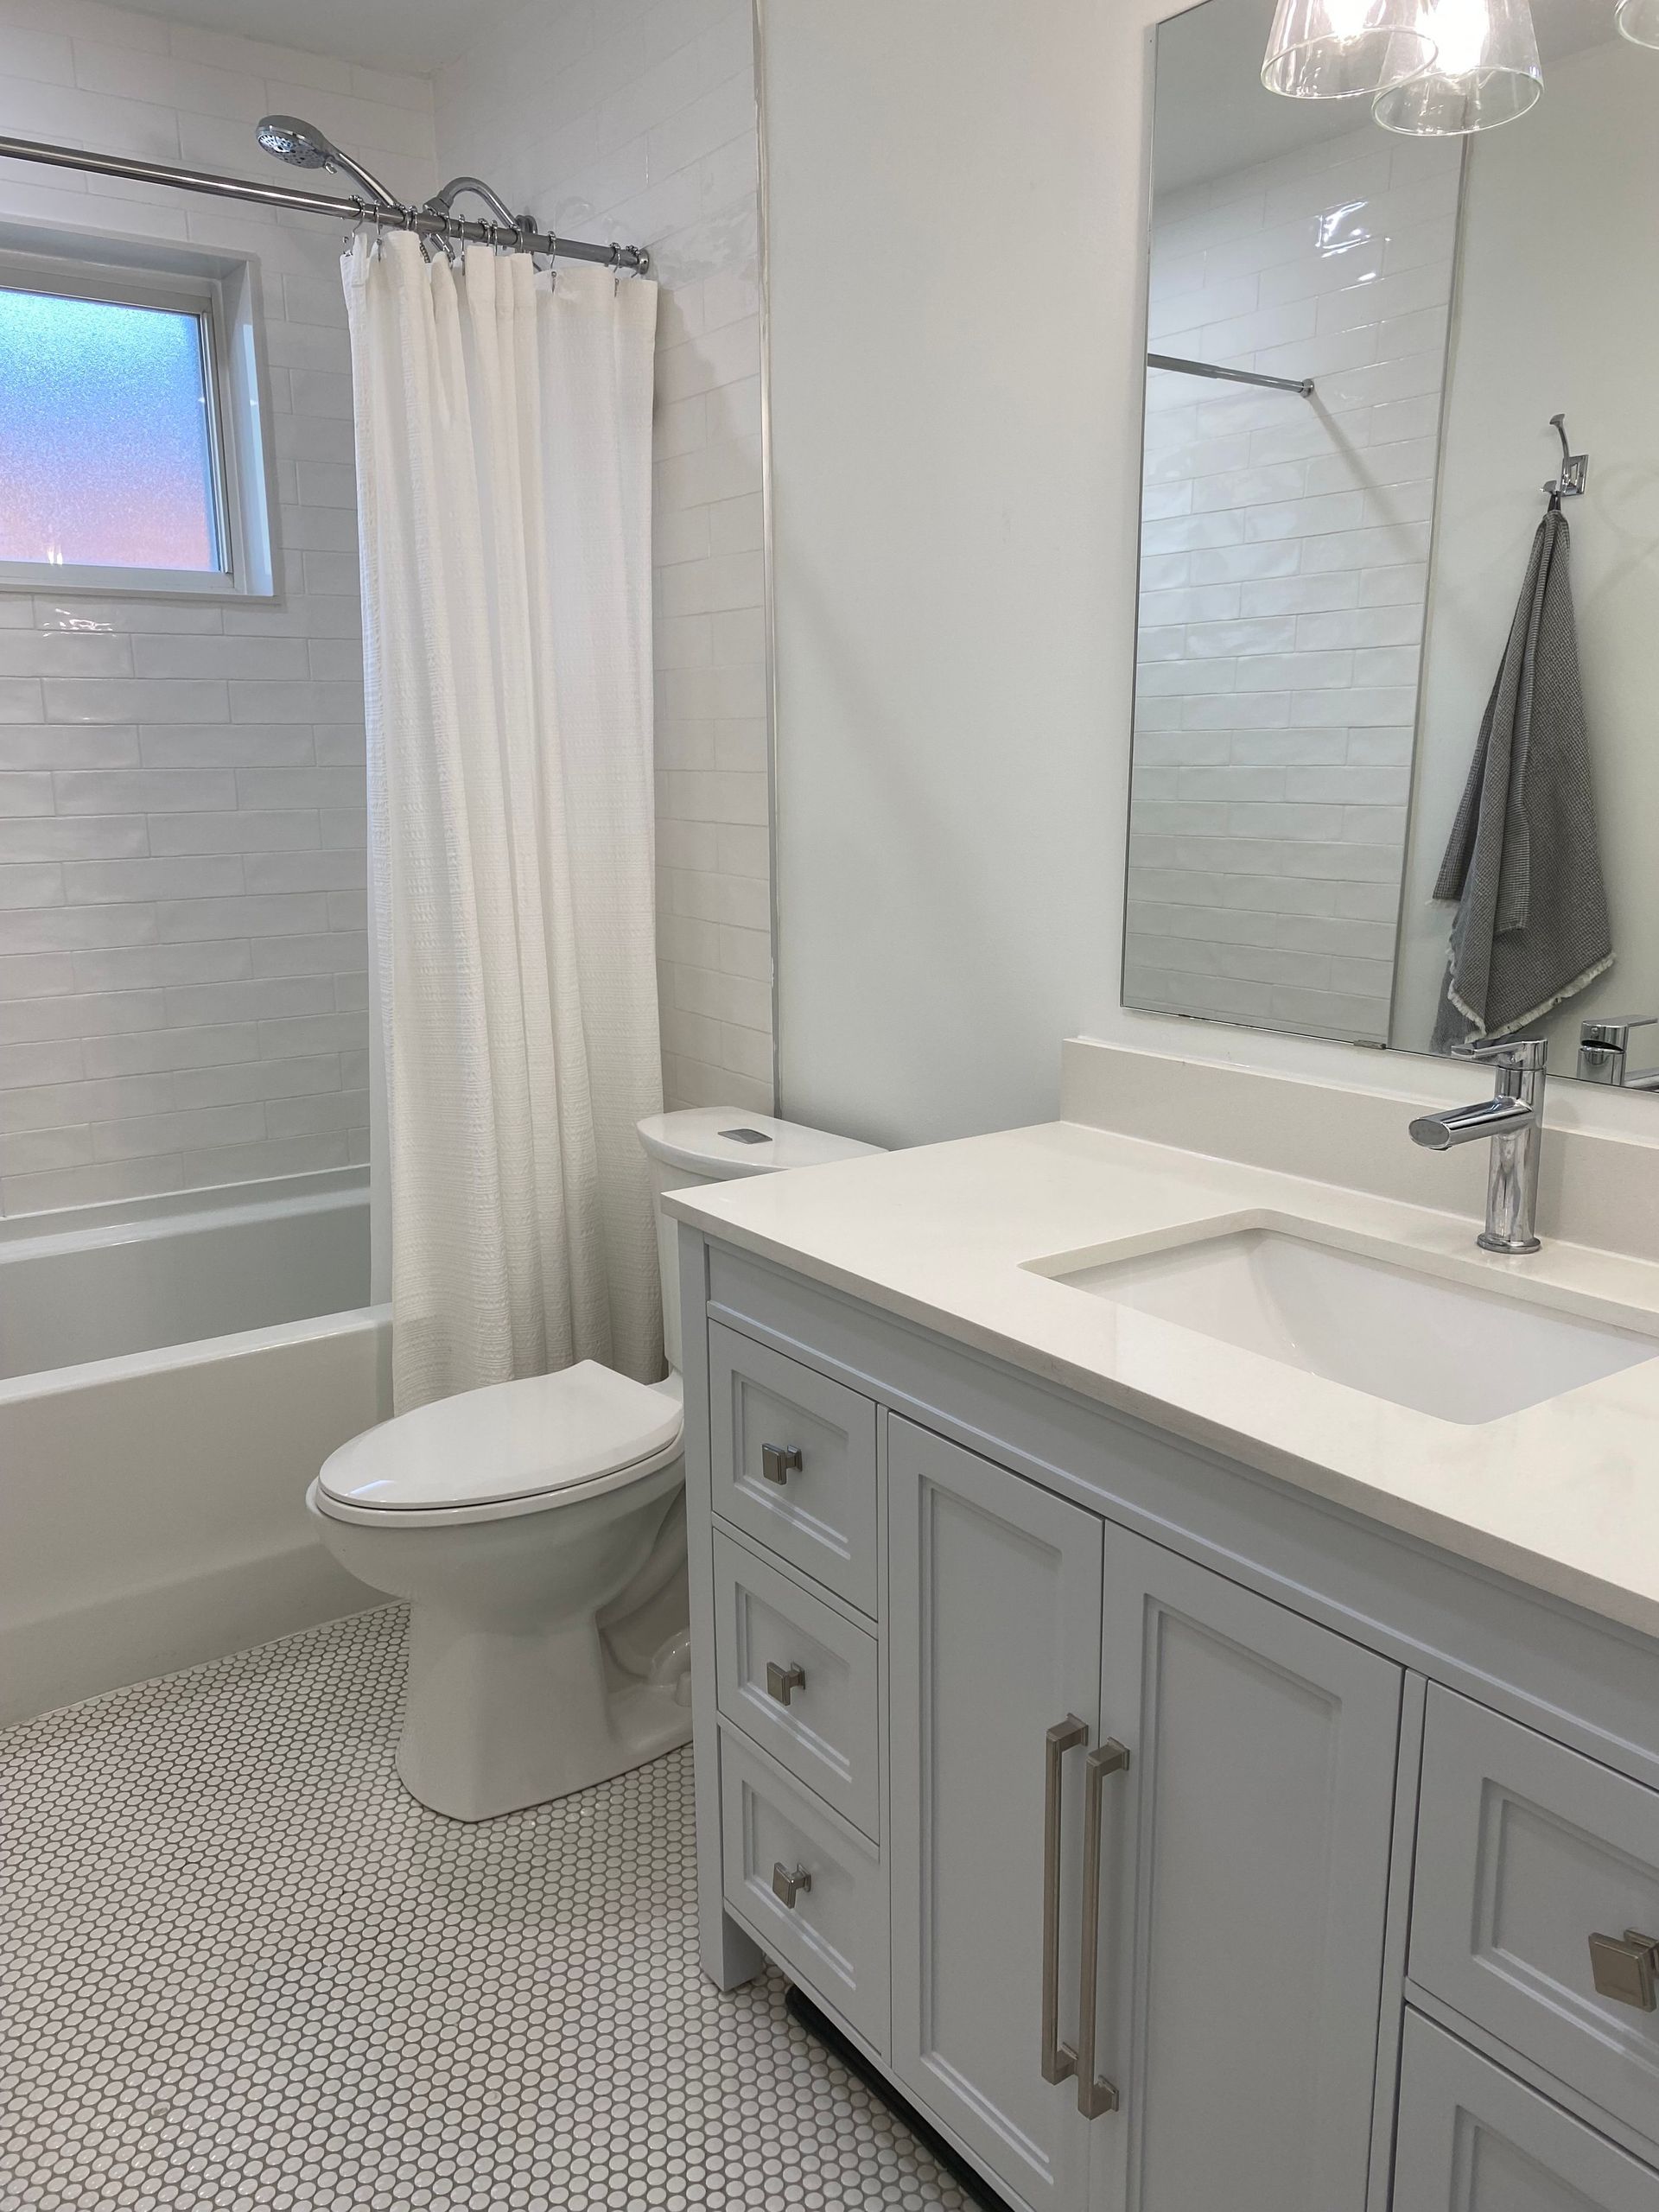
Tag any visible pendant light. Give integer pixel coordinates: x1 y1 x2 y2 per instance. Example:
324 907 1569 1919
1372 0 1542 133
1261 0 1439 99
1616 0 1659 48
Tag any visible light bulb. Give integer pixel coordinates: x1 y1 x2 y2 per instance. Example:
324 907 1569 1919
1262 0 1439 99
1372 0 1541 133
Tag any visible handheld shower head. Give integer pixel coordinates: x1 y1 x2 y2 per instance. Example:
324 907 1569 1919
256 114 330 169
256 114 399 210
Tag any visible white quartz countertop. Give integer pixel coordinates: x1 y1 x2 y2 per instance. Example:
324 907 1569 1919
665 1120 1659 1639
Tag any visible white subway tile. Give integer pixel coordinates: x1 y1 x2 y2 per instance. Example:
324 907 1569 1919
84 1025 257 1077
63 857 245 905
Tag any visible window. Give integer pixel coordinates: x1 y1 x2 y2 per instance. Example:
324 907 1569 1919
0 235 276 601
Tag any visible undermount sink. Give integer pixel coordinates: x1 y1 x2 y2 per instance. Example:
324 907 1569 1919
1035 1224 1658 1426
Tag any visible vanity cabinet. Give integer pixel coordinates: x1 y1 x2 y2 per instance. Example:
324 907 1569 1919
887 1417 1402 2212
681 1234 1659 2212
1097 1519 1402 2212
887 1418 1104 2212
1393 2014 1659 2212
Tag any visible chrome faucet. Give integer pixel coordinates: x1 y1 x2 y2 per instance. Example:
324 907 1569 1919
1578 1015 1659 1090
1408 1038 1547 1255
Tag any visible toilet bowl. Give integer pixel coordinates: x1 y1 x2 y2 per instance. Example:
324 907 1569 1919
308 1109 882 1821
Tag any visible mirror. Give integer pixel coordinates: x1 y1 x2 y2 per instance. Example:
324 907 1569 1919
1125 0 1659 1089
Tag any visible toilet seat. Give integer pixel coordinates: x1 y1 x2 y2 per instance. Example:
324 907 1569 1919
313 1360 684 1529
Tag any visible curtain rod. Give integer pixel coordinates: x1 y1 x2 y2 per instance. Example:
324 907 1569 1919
1147 351 1314 398
0 135 652 276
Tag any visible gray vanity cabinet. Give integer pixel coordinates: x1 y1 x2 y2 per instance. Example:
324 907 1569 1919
1096 1527 1402 2212
887 1417 1105 2212
885 1417 1401 2212
1392 2013 1659 2212
683 1234 1659 2212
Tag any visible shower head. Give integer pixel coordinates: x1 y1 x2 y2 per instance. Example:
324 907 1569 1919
256 114 399 210
256 114 331 169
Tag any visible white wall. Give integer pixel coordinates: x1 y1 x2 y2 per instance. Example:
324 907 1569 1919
0 4 434 1216
762 0 1126 1148
761 0 1659 1155
1394 37 1659 1074
1128 124 1458 1046
435 0 772 1119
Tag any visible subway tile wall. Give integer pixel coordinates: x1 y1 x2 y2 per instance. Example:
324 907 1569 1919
0 3 436 1217
435 0 773 1117
1125 125 1460 1045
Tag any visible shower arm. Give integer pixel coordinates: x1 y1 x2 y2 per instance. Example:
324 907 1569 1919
424 176 536 243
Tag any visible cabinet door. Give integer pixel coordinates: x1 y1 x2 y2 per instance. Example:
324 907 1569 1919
1096 1528 1402 2212
888 1416 1104 2212
1394 2012 1659 2212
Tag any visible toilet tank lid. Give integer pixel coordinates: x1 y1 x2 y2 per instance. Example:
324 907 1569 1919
316 1361 684 1514
637 1108 883 1179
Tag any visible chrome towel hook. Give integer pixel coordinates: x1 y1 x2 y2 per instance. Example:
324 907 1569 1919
1545 411 1588 506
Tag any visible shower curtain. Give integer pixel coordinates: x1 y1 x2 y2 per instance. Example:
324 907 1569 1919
344 233 664 1412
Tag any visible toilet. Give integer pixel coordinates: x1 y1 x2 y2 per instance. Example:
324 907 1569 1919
308 1109 881 1821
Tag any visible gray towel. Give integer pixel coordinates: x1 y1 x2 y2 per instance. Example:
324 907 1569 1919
1431 507 1611 1052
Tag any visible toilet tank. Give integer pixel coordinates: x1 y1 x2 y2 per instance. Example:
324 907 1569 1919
636 1109 884 1374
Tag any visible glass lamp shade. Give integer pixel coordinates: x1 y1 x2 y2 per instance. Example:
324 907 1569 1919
1372 0 1542 133
1262 0 1439 99
1616 0 1659 47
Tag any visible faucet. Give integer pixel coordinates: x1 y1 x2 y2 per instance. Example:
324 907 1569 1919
1408 1038 1547 1255
1578 1015 1659 1090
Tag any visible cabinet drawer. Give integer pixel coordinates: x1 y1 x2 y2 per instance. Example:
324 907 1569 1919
708 1321 879 1615
719 1727 888 2052
1393 2012 1658 2212
1411 1688 1659 2146
713 1528 880 1840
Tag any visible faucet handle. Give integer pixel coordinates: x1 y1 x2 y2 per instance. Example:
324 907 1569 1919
1455 1036 1548 1071
1580 1016 1657 1050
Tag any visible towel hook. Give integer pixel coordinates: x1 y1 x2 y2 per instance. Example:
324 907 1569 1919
1545 411 1588 507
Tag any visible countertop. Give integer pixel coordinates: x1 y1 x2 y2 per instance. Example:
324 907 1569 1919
665 1120 1659 1639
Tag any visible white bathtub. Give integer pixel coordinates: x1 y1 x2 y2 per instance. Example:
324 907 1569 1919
0 1172 386 1726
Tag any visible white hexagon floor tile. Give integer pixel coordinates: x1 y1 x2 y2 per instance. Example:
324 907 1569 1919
0 1607 969 2211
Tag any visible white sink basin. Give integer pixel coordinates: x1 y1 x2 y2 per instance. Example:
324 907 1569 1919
1039 1225 1657 1426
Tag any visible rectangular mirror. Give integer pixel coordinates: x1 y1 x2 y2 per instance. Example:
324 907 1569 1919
1125 0 1659 1089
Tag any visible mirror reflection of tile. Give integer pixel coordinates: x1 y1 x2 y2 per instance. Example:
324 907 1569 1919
1127 5 1658 1089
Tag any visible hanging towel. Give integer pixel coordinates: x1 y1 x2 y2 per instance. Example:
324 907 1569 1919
1431 506 1612 1052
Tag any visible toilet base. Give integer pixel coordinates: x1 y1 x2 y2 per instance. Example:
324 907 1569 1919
395 1601 692 1822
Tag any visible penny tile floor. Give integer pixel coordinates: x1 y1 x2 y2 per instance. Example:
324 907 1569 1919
0 1608 966 2210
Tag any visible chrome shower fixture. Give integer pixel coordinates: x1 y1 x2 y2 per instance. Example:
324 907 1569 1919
424 176 535 243
257 114 399 209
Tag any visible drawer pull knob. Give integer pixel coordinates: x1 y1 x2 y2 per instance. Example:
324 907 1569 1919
1588 1929 1659 2012
772 1861 812 1909
766 1661 807 1707
761 1443 803 1486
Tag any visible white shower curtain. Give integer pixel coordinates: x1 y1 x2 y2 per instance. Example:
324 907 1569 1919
344 233 664 1413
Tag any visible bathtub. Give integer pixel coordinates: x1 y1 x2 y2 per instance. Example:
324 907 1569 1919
0 1171 386 1726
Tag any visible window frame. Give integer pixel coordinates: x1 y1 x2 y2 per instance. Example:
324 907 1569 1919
0 228 279 604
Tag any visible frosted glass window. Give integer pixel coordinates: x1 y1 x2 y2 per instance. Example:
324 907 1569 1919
0 286 222 573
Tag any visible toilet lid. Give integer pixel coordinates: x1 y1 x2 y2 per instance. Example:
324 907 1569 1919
317 1361 684 1514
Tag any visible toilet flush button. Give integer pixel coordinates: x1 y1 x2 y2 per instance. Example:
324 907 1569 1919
719 1128 772 1145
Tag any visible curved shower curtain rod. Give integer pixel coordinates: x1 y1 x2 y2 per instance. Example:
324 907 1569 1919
0 130 652 277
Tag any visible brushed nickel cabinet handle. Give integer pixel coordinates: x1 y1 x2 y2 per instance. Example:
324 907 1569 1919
761 1443 803 1486
772 1861 812 1909
1040 1715 1087 2086
766 1661 806 1707
1076 1738 1131 2119
1589 1929 1659 2011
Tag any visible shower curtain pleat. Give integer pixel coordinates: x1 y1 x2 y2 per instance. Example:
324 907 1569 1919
344 235 663 1413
